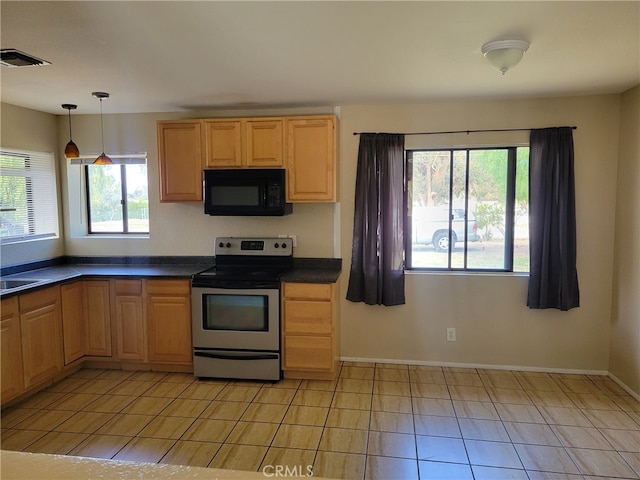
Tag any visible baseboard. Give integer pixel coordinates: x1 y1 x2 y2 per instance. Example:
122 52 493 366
607 372 640 401
340 356 610 376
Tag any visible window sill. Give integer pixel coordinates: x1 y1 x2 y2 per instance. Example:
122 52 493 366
78 234 150 240
405 270 529 278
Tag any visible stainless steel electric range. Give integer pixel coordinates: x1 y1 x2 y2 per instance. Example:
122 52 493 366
191 237 293 381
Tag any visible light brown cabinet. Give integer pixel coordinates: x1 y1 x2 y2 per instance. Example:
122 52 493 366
158 115 335 203
61 282 85 365
282 281 340 379
146 279 192 364
203 118 284 168
112 280 146 362
157 120 203 202
285 116 336 202
83 280 112 357
19 286 63 388
1 297 24 403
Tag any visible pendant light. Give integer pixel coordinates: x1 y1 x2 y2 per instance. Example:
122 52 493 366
62 104 80 158
92 91 113 165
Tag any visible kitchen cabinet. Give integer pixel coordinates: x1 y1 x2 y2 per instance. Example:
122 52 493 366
83 280 112 357
285 115 336 202
112 280 145 362
281 281 340 379
19 285 63 388
157 120 203 202
146 279 192 365
203 118 284 168
1 296 24 403
60 282 85 365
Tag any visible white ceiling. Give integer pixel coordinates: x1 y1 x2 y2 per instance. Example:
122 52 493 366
1 1 639 115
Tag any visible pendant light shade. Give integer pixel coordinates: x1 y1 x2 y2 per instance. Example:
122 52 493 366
481 40 530 75
62 104 80 158
92 91 113 165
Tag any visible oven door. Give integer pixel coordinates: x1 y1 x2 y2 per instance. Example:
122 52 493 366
191 286 280 352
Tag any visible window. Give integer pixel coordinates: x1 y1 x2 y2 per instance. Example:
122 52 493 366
78 155 148 234
0 149 59 243
406 147 529 272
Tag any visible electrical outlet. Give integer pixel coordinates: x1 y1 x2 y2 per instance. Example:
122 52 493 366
278 234 297 247
447 328 456 342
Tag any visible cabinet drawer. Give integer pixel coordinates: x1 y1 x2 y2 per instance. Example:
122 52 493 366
283 300 332 335
113 279 142 295
283 282 332 301
283 335 333 371
146 279 190 295
18 285 60 311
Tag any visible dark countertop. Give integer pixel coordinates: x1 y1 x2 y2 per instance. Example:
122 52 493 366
1 256 342 298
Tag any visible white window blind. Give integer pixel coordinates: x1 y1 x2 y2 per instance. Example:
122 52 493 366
0 149 59 243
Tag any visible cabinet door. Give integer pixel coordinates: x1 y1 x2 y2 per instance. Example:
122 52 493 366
61 282 85 365
146 284 192 364
283 335 333 371
19 286 63 388
113 280 145 361
1 297 24 403
84 280 112 357
286 116 336 202
245 119 284 167
157 120 203 202
203 120 243 168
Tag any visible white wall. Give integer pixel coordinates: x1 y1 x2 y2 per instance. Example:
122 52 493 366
338 95 621 374
609 85 640 394
0 103 64 267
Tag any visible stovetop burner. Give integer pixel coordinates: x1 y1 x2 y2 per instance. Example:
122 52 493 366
192 237 293 288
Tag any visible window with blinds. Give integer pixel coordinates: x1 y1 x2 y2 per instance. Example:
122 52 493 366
0 149 59 243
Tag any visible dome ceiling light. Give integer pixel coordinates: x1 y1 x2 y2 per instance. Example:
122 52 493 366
481 40 530 75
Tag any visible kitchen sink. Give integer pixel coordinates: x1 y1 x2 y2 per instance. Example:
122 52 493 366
0 279 41 290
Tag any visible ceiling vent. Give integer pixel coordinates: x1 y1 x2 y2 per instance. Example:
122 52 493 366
0 49 51 67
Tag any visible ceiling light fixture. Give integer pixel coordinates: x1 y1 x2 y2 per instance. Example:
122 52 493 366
92 92 113 165
481 40 529 75
62 104 80 158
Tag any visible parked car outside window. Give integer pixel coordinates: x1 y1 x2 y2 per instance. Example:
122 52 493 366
412 206 480 252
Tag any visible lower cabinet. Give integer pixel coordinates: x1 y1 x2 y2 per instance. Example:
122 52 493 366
61 282 85 365
19 286 63 389
146 279 192 364
83 280 112 357
1 297 23 403
112 280 146 362
281 281 340 379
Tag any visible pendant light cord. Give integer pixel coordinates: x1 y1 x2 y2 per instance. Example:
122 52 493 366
99 98 106 154
67 109 73 140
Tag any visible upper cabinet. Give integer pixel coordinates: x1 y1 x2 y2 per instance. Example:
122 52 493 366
157 120 203 202
203 118 284 168
157 114 336 203
285 116 336 202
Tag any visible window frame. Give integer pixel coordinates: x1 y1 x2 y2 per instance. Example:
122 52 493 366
405 145 526 273
81 156 149 235
0 148 59 244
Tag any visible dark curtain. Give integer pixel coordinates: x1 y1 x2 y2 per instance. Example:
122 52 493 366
346 133 405 306
527 127 580 311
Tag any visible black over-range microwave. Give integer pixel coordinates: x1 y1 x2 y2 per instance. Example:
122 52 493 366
204 168 293 216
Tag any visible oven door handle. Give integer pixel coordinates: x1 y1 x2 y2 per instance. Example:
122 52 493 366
194 351 279 361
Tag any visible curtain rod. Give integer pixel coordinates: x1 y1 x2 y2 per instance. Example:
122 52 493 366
352 126 577 136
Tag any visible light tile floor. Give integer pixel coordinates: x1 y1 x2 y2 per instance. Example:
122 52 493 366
2 363 639 479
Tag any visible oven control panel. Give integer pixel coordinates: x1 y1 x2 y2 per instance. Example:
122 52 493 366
214 237 293 256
